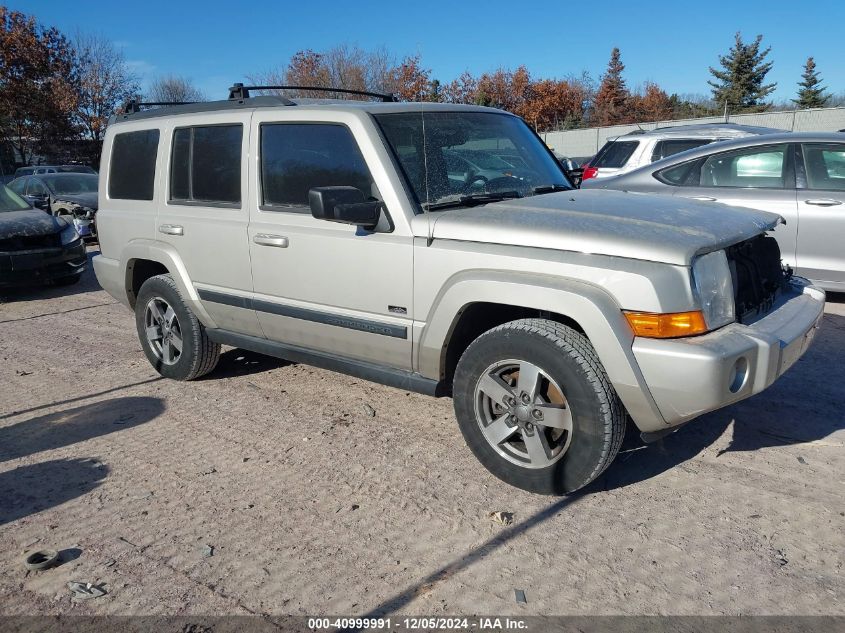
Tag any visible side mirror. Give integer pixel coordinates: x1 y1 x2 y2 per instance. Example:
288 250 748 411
309 186 381 230
31 195 48 210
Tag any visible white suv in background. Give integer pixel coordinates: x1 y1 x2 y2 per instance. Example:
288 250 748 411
581 123 780 182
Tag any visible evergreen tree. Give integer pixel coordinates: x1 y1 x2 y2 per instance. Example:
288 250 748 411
793 57 828 109
708 32 776 111
591 48 630 125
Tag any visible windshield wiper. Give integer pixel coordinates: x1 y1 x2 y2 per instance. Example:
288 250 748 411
532 184 571 195
422 190 522 211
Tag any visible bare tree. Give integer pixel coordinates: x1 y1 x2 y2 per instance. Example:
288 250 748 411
147 75 206 103
251 45 397 99
74 32 139 144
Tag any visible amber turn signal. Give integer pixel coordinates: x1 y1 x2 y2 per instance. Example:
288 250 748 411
624 310 709 338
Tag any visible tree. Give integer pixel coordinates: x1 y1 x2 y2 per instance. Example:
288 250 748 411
793 57 828 109
0 8 78 165
74 32 139 147
442 71 478 104
254 45 397 99
522 78 589 130
147 75 205 103
630 82 673 122
708 33 776 112
390 55 431 102
591 48 630 126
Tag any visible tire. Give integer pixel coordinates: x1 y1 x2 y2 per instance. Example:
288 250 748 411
135 274 220 380
54 273 82 286
453 318 626 494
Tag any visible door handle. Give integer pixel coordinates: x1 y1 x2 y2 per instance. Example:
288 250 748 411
158 224 184 236
804 198 842 206
253 234 289 248
689 196 717 202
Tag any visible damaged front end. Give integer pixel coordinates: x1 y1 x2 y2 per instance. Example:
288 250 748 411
56 200 97 240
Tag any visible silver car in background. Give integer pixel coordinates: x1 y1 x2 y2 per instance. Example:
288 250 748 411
582 132 845 292
580 123 781 182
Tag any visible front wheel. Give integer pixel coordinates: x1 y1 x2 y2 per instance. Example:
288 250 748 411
453 319 626 494
135 274 220 380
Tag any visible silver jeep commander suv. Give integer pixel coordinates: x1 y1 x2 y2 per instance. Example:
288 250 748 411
93 85 825 494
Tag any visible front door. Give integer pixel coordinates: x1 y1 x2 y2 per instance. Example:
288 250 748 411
673 142 799 269
796 142 845 285
247 113 413 370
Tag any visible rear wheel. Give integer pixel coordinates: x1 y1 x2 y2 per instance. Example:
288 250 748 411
453 318 626 494
135 274 220 380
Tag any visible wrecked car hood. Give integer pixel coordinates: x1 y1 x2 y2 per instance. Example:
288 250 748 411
52 192 98 210
0 209 65 239
426 189 781 266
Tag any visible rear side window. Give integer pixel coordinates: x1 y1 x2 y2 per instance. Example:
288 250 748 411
651 139 713 162
170 124 242 205
260 123 375 210
109 129 160 200
592 140 639 168
802 143 845 191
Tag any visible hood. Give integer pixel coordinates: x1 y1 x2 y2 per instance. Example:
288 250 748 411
52 191 98 210
0 209 66 240
428 189 781 266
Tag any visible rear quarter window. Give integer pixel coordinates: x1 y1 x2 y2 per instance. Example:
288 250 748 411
651 139 713 162
109 129 160 200
592 140 639 168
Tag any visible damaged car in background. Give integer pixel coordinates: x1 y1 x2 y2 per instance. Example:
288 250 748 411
0 184 87 288
7 173 99 241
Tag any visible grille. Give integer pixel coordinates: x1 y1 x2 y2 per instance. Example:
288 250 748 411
0 232 60 251
726 234 790 323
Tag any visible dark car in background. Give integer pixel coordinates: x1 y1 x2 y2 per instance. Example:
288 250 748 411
13 164 96 179
0 185 87 288
8 173 99 240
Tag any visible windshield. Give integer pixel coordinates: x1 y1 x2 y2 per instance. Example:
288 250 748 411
42 174 99 195
0 185 32 212
374 111 570 210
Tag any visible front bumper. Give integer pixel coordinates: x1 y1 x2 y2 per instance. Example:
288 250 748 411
0 239 87 287
632 278 825 428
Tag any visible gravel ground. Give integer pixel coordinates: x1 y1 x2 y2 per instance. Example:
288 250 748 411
0 249 842 617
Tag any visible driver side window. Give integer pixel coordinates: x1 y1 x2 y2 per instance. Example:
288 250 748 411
260 123 376 213
699 144 788 189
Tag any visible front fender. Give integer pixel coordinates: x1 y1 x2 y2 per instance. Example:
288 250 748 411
417 270 667 431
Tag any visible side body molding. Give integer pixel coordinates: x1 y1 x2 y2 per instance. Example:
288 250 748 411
416 270 667 431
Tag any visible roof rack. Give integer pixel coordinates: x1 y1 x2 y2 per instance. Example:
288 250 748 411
122 98 198 114
227 82 398 102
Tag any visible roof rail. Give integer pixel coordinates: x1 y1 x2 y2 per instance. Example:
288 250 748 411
122 98 198 114
227 82 398 102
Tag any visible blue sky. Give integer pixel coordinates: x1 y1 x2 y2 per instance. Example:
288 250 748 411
18 0 845 103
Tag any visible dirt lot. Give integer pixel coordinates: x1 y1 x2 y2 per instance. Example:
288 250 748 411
0 249 843 617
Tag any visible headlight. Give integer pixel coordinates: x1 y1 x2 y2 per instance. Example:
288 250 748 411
692 250 735 330
59 223 80 245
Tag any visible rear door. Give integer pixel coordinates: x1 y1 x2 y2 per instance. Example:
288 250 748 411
671 143 799 269
155 111 261 336
796 142 845 284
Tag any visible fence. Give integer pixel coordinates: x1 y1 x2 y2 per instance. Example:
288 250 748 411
539 106 845 160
